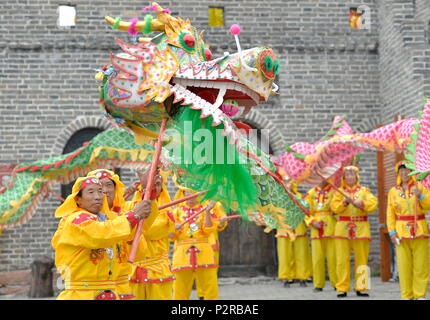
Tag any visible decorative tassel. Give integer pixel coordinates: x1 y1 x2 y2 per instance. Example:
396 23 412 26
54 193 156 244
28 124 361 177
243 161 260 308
128 18 138 35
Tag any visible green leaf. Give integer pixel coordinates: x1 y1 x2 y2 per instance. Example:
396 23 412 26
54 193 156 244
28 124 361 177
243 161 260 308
411 133 419 143
333 122 344 129
293 152 306 160
326 130 337 136
413 123 421 132
405 162 416 170
418 110 423 119
285 145 295 153
407 143 416 154
353 154 361 166
405 153 415 163
408 171 420 176
417 171 429 181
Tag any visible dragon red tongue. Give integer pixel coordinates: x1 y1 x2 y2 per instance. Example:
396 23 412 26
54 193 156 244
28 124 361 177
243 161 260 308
195 90 216 104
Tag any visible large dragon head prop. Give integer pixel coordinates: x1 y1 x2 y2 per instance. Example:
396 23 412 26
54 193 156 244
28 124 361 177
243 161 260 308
0 3 309 234
99 2 279 142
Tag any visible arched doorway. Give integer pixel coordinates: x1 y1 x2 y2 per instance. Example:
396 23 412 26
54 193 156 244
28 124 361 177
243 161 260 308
61 127 116 198
218 122 277 277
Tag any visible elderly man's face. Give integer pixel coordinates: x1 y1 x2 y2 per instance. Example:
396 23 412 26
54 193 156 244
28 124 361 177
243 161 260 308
344 170 357 187
76 184 104 214
100 178 115 208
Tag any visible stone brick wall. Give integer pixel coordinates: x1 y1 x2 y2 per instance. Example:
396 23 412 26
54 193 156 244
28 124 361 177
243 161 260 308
1 0 426 276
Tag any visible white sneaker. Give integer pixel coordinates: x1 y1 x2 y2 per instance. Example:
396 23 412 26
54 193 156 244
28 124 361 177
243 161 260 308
416 297 426 300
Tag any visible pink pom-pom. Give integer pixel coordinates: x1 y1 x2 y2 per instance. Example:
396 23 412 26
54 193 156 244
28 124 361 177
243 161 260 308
230 24 241 35
128 18 138 35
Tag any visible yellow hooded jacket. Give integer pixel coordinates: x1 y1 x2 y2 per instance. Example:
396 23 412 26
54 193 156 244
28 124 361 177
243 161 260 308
86 169 138 299
51 176 141 300
304 185 337 240
386 161 430 240
330 166 378 240
170 192 218 271
126 180 175 283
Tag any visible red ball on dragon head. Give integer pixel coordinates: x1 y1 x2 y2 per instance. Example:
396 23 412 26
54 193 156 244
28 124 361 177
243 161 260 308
183 34 195 48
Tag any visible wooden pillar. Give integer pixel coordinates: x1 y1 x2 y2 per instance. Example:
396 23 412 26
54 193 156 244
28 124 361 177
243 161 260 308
28 258 54 298
376 115 404 281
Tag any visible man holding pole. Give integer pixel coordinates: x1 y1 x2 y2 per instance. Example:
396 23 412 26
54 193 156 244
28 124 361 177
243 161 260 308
304 179 337 292
86 168 138 300
195 200 228 299
386 161 430 300
330 166 378 298
276 181 312 288
126 169 176 300
51 176 151 300
169 189 219 300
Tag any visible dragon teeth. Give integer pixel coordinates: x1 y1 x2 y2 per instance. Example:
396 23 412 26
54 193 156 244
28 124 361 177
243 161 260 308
171 77 259 105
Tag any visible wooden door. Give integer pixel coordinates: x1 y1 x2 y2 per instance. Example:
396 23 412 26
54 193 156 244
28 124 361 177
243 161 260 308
218 218 276 277
218 121 277 277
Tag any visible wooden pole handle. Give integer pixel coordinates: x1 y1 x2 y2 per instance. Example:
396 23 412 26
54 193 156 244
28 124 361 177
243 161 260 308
128 118 168 263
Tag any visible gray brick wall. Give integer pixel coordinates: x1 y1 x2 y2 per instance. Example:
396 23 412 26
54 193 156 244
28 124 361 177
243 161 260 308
0 0 428 277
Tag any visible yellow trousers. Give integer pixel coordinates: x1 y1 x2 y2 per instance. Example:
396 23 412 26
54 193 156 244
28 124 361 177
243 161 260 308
130 281 173 300
277 236 312 280
196 250 219 298
311 238 337 289
174 268 219 300
335 239 370 292
396 238 429 299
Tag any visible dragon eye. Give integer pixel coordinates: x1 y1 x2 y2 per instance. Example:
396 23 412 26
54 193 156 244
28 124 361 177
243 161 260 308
184 34 195 48
259 49 277 79
179 31 196 52
264 56 274 72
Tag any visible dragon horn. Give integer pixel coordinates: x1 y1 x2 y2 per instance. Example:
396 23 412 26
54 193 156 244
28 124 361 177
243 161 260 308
105 2 177 33
105 15 164 32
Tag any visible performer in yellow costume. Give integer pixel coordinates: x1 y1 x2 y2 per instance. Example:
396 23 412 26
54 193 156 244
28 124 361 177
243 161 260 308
127 169 176 300
304 179 337 292
330 166 378 298
387 161 430 300
51 175 152 300
195 201 228 299
276 182 312 288
170 190 219 300
86 169 134 300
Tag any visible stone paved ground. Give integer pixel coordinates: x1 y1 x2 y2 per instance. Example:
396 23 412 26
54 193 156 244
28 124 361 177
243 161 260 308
0 276 402 300
214 276 401 300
